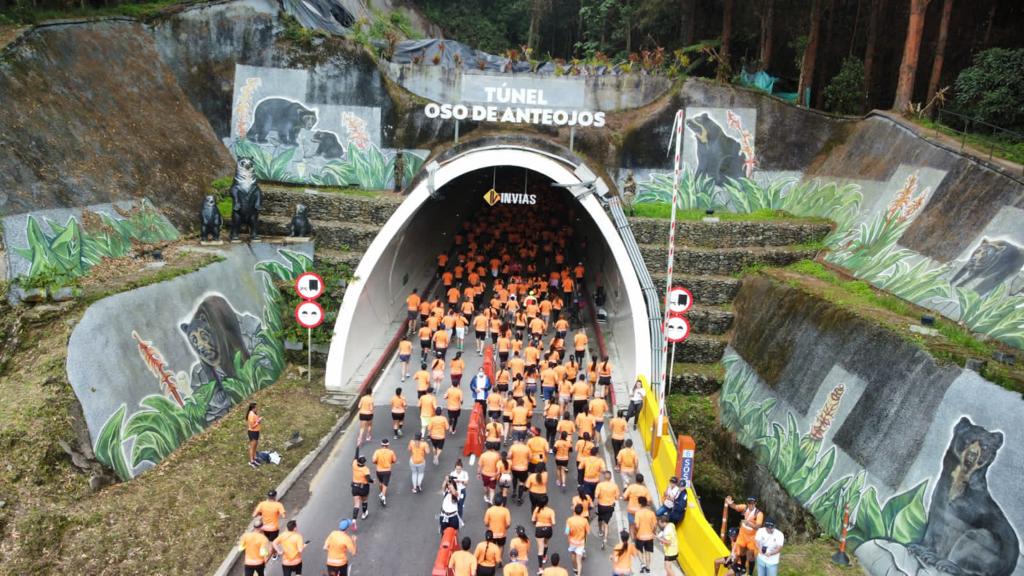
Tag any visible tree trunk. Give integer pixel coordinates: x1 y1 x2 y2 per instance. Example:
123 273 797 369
798 0 824 107
892 0 931 113
815 0 836 109
850 0 863 55
681 0 696 45
863 0 885 109
625 0 632 54
982 0 996 47
759 0 775 70
925 0 953 112
719 0 734 81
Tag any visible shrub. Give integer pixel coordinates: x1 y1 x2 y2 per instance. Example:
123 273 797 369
953 48 1024 131
824 57 866 116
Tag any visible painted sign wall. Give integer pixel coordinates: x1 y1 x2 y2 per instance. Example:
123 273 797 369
229 64 425 188
67 244 313 480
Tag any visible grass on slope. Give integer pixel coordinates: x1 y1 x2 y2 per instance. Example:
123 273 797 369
780 537 861 575
0 0 186 24
631 204 827 222
763 260 1024 394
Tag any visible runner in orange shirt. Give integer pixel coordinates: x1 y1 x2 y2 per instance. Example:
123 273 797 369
398 337 413 381
239 525 271 576
253 489 286 544
324 520 357 576
272 520 305 576
565 504 591 575
608 411 628 458
473 312 489 355
595 471 620 548
475 531 502 576
390 388 407 438
508 438 531 505
588 395 608 435
541 553 569 576
616 439 639 485
418 323 433 362
356 391 374 447
351 454 373 520
444 382 464 433
622 473 652 537
428 406 448 465
372 438 397 506
531 501 556 566
246 402 262 469
597 356 613 399
451 351 466 387
406 288 421 331
408 432 430 493
437 253 449 275
634 496 659 573
572 328 588 366
448 537 478 576
610 530 637 576
433 328 450 360
478 447 502 504
483 498 512 547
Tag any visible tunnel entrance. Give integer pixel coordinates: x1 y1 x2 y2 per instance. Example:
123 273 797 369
325 142 650 394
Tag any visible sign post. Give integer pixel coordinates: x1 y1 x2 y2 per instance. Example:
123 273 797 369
294 272 325 382
657 110 686 439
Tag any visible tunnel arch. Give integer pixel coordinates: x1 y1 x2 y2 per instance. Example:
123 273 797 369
324 138 651 394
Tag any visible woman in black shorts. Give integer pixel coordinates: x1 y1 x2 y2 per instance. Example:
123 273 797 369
351 455 373 520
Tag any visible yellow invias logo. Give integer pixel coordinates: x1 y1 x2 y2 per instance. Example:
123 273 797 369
483 188 500 206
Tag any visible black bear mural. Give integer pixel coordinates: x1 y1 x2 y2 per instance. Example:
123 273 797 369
247 98 318 145
951 239 1024 297
199 195 222 241
311 130 346 159
686 112 746 186
909 417 1019 576
180 295 255 423
230 157 262 241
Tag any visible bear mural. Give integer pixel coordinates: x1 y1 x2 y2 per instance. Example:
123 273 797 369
685 111 747 186
951 239 1024 298
246 97 318 145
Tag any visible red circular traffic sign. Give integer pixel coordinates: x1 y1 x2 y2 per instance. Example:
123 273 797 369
295 301 325 329
667 286 694 315
665 315 691 343
295 272 325 300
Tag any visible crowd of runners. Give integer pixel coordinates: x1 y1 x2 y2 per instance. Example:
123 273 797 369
239 193 690 576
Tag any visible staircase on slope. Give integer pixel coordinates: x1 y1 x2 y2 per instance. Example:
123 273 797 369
630 217 833 394
259 186 402 277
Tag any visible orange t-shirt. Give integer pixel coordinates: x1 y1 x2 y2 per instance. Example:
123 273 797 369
419 394 437 419
429 415 448 439
623 483 651 514
555 319 569 333
612 543 637 573
407 293 421 311
571 381 590 400
240 531 270 566
391 394 406 414
566 514 590 545
352 461 371 484
574 333 588 351
445 387 463 411
511 405 529 428
372 447 397 472
474 314 489 331
588 398 608 421
556 418 575 438
527 436 548 463
475 541 502 568
484 505 511 537
414 370 431 392
509 444 530 471
617 448 639 473
409 440 429 465
634 507 658 540
532 505 556 527
554 439 572 461
358 395 374 415
448 550 477 576
325 530 356 567
486 393 503 412
479 450 501 476
583 455 605 482
274 530 304 566
510 537 530 562
399 340 413 355
595 480 620 506
247 411 261 432
609 417 628 440
254 500 285 531
433 330 450 348
526 473 548 495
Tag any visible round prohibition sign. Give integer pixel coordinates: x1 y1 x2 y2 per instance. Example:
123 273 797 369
665 315 691 344
667 286 694 315
295 271 325 300
295 301 325 329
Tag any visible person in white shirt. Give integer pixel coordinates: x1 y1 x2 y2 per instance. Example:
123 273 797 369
449 459 470 515
754 518 784 576
626 379 646 428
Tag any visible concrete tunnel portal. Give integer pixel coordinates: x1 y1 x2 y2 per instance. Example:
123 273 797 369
325 140 652 394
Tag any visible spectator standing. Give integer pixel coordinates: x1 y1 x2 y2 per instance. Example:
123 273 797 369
754 518 784 576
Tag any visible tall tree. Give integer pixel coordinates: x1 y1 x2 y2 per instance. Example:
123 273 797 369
925 0 954 112
681 0 696 45
527 0 553 54
798 0 825 107
863 0 886 109
815 0 837 108
719 0 735 81
892 0 932 112
759 0 775 70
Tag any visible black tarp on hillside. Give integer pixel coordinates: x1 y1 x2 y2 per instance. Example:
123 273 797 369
281 0 357 35
393 39 561 73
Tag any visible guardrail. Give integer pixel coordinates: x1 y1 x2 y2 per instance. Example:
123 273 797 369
932 108 1024 172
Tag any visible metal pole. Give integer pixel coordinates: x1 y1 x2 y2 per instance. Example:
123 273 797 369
454 120 460 144
667 341 677 397
657 109 685 438
307 328 312 382
569 127 576 152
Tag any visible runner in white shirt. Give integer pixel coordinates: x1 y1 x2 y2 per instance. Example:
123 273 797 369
754 519 785 576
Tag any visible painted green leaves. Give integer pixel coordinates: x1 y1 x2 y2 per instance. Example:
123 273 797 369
14 201 178 287
95 405 133 482
634 169 717 211
845 482 929 549
232 139 424 189
954 284 1024 349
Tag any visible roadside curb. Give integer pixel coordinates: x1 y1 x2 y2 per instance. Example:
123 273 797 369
211 403 358 576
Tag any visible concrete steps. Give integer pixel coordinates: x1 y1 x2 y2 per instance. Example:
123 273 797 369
672 333 730 364
668 362 725 395
683 305 734 335
261 215 381 252
628 217 833 248
651 272 742 306
260 186 402 227
316 248 365 270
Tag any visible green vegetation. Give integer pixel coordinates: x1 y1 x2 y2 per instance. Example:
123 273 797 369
758 260 1024 394
666 393 746 506
779 536 861 575
232 140 424 190
81 252 224 304
263 251 354 346
350 8 419 56
910 114 1024 165
0 0 184 23
670 361 725 382
824 56 866 116
953 48 1024 132
631 204 799 222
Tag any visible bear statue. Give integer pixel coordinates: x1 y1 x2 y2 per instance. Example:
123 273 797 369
246 98 318 146
685 112 745 186
229 157 262 241
288 204 313 238
199 195 222 242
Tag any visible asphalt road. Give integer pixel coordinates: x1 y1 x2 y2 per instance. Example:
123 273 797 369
270 335 665 576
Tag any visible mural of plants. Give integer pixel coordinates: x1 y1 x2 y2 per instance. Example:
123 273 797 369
633 169 718 211
14 200 178 286
93 250 306 480
231 139 424 190
721 352 931 550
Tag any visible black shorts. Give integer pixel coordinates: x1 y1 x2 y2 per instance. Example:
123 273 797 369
351 482 370 497
597 505 614 523
476 330 486 340
359 413 372 422
496 383 509 393
502 415 512 423
244 565 266 576
326 566 349 576
431 438 445 450
494 536 507 547
262 529 279 543
555 458 569 469
377 471 391 485
392 412 405 422
282 563 303 576
665 554 678 562
535 526 553 539
485 440 501 451
477 566 496 576
420 339 431 349
248 430 260 441
448 409 460 420
490 333 498 343
499 352 509 363
488 410 502 421
637 538 654 552
512 469 529 483
598 376 612 386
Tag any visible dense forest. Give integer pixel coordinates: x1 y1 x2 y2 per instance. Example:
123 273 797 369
412 0 1024 125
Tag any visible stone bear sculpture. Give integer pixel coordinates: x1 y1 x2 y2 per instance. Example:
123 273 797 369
179 295 252 422
685 112 745 186
199 195 222 242
288 204 313 237
950 239 1024 297
229 157 262 241
247 98 317 145
909 417 1018 576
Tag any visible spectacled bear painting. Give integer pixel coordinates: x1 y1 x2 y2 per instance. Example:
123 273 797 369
951 239 1024 297
179 294 260 422
908 417 1019 576
685 112 746 186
